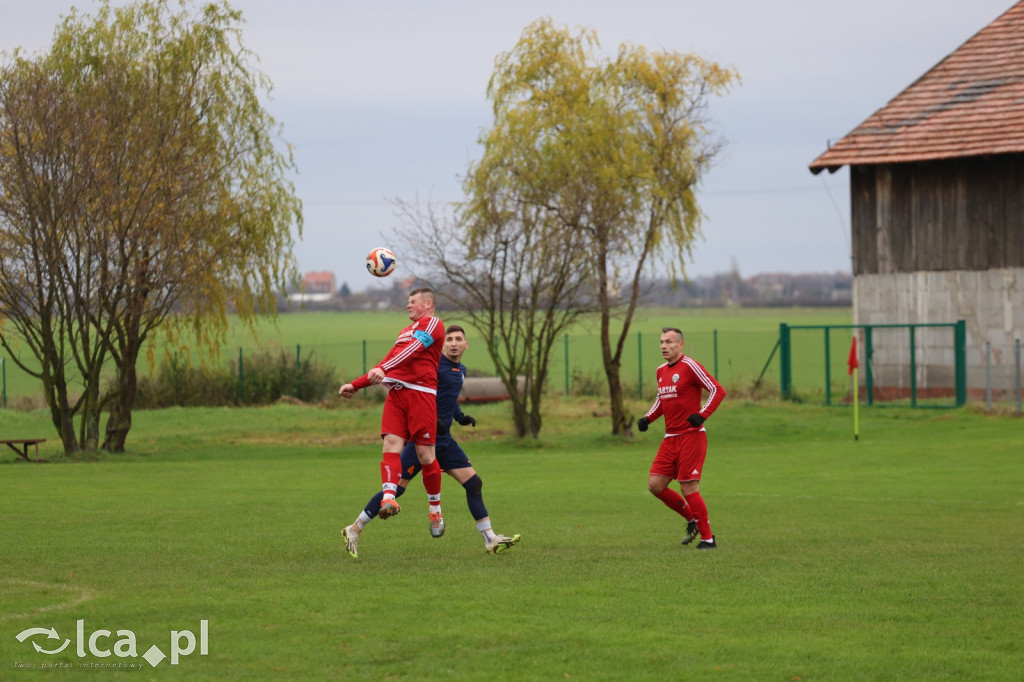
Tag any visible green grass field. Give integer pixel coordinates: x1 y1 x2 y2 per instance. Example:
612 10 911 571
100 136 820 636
1 398 1021 680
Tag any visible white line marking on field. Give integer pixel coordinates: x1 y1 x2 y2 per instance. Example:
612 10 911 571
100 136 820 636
0 579 94 622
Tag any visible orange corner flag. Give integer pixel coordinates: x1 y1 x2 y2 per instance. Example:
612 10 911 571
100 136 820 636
847 335 859 375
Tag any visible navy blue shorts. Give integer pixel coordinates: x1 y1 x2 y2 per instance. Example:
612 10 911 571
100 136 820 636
399 437 472 480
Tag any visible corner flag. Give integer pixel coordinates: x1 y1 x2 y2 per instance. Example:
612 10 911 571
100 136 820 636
848 335 859 440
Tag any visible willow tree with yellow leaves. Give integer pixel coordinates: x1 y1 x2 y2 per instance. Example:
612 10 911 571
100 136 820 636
462 18 739 436
0 0 302 453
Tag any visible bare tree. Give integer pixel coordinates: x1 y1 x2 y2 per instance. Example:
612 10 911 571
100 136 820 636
390 198 592 438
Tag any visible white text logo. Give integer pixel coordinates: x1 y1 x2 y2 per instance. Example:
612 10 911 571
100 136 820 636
15 619 208 669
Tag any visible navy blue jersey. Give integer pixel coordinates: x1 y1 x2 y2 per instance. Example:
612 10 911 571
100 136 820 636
398 353 473 478
436 354 468 434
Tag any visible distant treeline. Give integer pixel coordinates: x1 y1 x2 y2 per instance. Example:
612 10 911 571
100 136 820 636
282 271 853 312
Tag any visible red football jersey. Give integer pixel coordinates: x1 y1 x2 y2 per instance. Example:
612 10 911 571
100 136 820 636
350 315 444 392
643 355 726 436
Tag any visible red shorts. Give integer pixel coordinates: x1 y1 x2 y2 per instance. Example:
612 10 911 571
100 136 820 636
380 387 437 445
649 431 708 482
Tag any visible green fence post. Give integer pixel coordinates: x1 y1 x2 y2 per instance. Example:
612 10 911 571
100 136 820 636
564 334 570 396
955 320 967 407
237 347 243 405
909 326 917 408
637 331 643 399
296 344 302 399
713 329 719 378
865 326 874 406
824 327 832 406
779 323 791 400
1015 338 1021 415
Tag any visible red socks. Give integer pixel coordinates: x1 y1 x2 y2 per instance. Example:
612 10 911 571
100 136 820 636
382 452 442 507
654 488 692 520
421 458 442 501
380 451 402 492
684 492 713 540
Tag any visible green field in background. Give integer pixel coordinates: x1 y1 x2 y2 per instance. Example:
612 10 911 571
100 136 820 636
1 307 852 405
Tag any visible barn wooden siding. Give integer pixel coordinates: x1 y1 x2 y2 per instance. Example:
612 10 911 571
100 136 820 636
850 154 1024 275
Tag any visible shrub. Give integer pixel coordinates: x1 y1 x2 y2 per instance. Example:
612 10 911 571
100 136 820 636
569 367 608 397
135 346 339 408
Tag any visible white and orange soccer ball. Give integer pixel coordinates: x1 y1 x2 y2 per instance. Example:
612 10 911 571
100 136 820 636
365 247 396 277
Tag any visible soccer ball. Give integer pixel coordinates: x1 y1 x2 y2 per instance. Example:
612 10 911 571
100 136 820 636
365 247 397 277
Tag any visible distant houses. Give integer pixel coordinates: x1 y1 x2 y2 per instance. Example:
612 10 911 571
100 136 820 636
645 271 851 308
287 271 336 304
284 272 417 310
284 270 852 311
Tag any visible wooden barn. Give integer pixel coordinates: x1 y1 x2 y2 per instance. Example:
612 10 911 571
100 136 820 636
810 1 1024 402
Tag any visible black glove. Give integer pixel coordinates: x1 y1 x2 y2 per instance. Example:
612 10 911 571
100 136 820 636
455 413 476 427
436 420 450 437
637 417 650 432
686 413 705 428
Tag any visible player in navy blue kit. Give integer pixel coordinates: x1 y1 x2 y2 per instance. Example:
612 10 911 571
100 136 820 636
342 325 521 557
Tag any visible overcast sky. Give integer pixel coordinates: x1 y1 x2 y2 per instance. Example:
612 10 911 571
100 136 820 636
1 0 1016 290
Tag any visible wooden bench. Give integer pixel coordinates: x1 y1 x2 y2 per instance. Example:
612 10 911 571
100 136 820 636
1 439 47 462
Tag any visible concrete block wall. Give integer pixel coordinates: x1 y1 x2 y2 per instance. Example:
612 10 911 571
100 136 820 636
853 268 1023 398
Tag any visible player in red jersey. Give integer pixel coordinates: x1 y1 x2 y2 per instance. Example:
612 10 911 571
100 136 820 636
339 288 447 536
637 327 726 549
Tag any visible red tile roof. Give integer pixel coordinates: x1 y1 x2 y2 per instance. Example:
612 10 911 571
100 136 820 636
303 271 335 284
810 1 1024 174
303 271 336 293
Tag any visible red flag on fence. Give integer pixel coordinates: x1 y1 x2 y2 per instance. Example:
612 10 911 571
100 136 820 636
847 335 859 375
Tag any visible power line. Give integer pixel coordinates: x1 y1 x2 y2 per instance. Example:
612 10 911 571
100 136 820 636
302 185 850 206
819 176 852 255
703 184 848 197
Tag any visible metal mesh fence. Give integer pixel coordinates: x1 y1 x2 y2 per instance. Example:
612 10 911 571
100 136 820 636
3 329 1020 411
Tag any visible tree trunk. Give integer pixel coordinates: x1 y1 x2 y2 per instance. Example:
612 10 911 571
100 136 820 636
103 363 137 453
528 384 544 438
510 398 530 438
51 404 79 454
606 368 631 436
83 413 100 452
599 307 631 436
43 369 80 454
102 403 131 453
